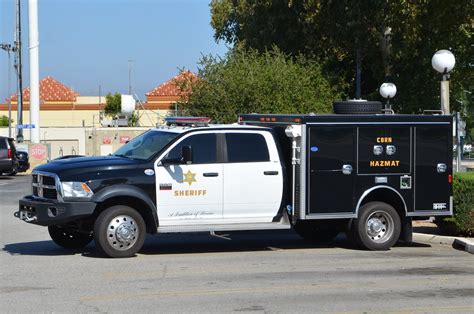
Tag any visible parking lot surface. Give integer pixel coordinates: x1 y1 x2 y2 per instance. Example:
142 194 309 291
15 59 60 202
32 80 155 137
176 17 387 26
1 175 473 313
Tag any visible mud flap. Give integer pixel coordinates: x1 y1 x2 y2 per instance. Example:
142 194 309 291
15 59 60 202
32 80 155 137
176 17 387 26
399 216 413 242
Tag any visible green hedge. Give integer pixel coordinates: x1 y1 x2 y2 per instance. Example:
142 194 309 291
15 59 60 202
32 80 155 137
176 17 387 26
436 172 474 236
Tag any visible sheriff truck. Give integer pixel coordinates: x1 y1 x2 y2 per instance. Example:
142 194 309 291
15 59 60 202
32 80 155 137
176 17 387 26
14 109 453 257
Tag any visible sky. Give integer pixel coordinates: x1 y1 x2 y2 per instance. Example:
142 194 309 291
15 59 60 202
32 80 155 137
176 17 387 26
0 0 229 102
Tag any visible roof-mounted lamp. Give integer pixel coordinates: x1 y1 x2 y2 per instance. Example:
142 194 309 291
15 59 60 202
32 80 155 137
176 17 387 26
379 82 397 112
432 50 455 114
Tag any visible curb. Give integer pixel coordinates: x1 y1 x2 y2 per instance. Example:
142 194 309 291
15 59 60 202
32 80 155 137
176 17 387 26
413 233 474 254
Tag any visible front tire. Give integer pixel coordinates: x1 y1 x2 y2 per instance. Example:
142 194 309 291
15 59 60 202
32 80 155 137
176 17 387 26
48 225 93 249
94 205 146 258
351 202 401 250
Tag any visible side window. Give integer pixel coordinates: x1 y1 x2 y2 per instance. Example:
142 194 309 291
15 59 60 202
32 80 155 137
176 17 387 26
167 133 217 164
226 133 270 162
0 139 6 149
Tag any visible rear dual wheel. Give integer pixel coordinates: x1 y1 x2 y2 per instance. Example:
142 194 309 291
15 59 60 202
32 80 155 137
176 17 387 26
294 221 341 243
351 202 401 250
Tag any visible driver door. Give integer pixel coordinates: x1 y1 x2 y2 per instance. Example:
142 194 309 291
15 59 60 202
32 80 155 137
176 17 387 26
155 133 223 225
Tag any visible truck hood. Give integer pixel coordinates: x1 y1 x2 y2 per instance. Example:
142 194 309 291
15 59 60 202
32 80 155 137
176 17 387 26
33 156 144 179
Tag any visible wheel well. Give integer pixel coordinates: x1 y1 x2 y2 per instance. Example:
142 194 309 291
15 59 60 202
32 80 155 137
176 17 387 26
358 188 406 219
94 196 158 234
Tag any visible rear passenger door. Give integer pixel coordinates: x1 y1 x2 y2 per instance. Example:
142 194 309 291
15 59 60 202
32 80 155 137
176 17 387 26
222 131 283 222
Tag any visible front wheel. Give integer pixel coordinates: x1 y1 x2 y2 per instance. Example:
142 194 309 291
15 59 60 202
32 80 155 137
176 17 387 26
94 205 146 258
351 202 401 250
48 225 93 249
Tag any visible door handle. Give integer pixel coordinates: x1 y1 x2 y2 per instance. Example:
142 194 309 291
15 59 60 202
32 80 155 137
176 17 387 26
203 172 219 177
342 164 353 175
437 163 447 173
264 171 279 175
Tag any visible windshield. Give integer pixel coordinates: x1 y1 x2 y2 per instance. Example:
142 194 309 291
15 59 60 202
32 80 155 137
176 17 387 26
113 130 178 160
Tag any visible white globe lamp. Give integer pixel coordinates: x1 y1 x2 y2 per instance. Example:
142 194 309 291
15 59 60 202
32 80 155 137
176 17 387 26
431 50 455 74
379 82 397 111
432 50 455 114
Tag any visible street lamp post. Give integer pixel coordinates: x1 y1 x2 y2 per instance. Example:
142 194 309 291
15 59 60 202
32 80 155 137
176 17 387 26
431 50 455 114
379 82 397 112
0 43 15 137
128 60 133 95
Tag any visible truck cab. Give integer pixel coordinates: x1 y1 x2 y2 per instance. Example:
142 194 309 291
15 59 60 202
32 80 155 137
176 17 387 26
15 124 289 257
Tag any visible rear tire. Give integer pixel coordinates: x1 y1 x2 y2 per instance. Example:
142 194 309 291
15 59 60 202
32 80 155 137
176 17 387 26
94 205 146 258
48 225 93 249
351 202 401 250
6 164 18 176
293 221 341 242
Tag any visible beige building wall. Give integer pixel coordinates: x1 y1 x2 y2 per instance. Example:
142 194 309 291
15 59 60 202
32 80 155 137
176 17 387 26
0 110 100 127
75 96 105 104
0 108 173 128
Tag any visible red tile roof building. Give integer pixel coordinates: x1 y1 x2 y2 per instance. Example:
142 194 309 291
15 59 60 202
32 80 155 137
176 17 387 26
10 76 79 103
144 71 197 109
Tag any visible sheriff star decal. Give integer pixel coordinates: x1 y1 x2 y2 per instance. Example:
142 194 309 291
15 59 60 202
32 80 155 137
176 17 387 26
183 170 197 186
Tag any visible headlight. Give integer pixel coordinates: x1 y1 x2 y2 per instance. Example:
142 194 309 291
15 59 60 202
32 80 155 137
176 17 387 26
61 182 94 198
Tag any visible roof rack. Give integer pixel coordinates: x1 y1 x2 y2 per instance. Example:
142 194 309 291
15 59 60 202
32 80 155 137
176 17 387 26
164 116 211 127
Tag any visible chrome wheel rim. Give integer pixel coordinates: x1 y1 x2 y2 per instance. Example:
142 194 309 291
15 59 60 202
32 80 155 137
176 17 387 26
107 215 138 251
366 211 394 243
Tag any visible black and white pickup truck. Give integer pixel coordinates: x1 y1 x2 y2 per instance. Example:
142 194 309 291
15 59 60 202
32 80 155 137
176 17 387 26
14 113 453 257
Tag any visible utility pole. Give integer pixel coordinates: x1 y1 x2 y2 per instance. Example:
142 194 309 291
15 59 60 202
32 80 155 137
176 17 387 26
15 0 24 143
28 0 40 144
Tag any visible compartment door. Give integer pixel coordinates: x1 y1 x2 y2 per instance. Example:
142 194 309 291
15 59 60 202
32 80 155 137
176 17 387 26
308 126 355 214
414 126 452 214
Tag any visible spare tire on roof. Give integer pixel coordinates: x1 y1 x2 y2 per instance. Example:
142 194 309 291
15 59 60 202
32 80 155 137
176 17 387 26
333 100 382 114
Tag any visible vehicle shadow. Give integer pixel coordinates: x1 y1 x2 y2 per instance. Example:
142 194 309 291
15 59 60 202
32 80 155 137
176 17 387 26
3 240 93 256
137 230 356 256
3 230 431 257
3 230 353 257
0 176 14 180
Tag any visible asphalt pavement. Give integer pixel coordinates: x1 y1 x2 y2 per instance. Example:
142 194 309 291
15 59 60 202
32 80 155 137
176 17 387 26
1 174 473 313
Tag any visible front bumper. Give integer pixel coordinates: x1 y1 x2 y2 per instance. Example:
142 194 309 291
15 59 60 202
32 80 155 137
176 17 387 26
14 195 97 226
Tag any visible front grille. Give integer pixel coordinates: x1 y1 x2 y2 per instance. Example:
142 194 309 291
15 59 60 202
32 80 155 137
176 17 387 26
42 188 58 199
32 173 58 200
42 176 55 186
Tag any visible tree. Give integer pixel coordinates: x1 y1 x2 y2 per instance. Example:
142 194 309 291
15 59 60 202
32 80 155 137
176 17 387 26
104 93 121 117
0 115 13 127
176 47 339 123
210 0 473 116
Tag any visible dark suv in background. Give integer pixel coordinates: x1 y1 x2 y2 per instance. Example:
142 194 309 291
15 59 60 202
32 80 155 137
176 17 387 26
0 136 20 176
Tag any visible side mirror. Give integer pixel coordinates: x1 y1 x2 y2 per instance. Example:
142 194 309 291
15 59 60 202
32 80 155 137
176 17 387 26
160 145 193 166
181 146 193 164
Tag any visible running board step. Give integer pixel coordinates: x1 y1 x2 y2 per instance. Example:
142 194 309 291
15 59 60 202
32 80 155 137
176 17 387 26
158 216 291 233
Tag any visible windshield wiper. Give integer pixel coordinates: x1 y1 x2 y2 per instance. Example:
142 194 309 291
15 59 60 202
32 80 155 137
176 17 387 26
113 153 128 158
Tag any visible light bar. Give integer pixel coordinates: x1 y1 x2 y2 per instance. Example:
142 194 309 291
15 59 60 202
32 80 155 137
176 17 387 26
165 116 211 126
